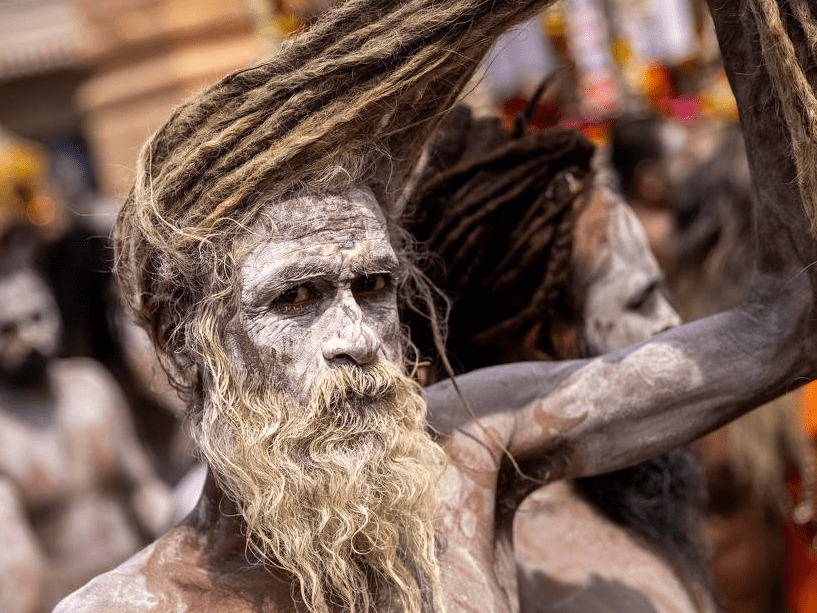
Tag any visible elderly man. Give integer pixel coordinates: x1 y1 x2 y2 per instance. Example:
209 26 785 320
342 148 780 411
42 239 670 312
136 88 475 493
57 0 817 611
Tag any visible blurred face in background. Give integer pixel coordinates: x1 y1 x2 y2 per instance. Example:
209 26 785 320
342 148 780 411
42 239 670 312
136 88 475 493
574 189 679 356
0 268 61 383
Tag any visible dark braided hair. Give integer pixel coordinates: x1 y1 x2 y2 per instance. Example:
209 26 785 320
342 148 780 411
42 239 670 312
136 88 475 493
404 105 595 374
405 105 709 597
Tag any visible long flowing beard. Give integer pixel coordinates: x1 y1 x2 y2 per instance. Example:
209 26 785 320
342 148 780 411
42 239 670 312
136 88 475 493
193 360 446 613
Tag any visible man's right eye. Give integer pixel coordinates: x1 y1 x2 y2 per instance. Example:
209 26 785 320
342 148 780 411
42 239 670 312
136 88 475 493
271 284 317 312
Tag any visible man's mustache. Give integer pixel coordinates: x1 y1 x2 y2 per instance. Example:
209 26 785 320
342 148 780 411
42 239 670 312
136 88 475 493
312 361 401 414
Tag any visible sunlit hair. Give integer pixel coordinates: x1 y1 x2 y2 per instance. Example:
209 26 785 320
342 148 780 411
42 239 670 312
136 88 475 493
192 347 447 613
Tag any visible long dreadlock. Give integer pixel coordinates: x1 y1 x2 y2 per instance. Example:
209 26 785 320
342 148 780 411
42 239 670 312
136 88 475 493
404 105 595 374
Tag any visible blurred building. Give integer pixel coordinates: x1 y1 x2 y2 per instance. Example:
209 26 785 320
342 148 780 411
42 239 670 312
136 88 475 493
71 0 267 199
0 0 272 222
0 0 84 141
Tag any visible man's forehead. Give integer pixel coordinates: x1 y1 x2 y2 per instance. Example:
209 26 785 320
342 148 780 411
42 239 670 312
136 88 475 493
238 186 397 292
607 202 659 273
253 186 387 238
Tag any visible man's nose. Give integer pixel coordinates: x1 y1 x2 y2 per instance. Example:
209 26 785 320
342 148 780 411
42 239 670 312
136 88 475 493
321 294 380 365
651 294 681 336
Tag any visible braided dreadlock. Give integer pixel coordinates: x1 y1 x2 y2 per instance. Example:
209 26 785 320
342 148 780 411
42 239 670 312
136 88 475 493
404 105 595 374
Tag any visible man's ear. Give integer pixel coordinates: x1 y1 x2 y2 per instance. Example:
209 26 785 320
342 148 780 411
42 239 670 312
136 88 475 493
150 310 173 356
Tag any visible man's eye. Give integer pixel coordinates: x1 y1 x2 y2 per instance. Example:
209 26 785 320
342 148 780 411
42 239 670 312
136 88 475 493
271 284 317 311
626 281 659 312
353 274 390 294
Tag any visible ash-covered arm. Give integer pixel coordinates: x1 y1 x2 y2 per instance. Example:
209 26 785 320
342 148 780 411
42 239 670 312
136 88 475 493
426 0 817 480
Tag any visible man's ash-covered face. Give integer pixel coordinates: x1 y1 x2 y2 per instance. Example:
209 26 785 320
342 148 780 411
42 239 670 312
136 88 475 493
193 187 443 613
575 190 680 355
0 268 61 381
230 187 402 401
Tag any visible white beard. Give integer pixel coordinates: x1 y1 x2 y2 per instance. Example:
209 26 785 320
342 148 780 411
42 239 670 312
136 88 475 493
193 359 446 613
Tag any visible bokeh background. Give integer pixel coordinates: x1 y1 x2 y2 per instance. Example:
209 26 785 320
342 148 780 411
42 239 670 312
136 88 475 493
2 1 817 612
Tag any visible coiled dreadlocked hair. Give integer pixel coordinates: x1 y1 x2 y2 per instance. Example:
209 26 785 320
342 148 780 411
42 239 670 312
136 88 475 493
405 105 710 597
404 105 595 374
111 0 562 401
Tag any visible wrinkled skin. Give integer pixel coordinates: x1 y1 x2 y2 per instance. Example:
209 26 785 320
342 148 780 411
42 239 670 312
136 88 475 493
0 268 173 611
229 189 403 400
514 186 701 613
56 0 817 612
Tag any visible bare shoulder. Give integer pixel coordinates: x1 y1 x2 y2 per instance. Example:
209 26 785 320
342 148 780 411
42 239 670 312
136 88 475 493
52 542 159 613
50 357 129 422
53 525 264 613
51 357 121 396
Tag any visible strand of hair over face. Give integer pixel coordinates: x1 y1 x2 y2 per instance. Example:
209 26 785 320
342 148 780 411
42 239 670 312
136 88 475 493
749 0 817 236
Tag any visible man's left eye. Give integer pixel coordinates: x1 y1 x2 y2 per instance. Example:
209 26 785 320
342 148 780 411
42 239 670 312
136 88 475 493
353 274 390 294
626 280 659 312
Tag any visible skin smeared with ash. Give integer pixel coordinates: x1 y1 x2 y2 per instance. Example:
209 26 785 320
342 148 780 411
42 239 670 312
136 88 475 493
55 189 531 613
231 188 403 401
514 186 706 613
54 1 817 611
0 476 46 613
0 267 173 612
204 188 445 613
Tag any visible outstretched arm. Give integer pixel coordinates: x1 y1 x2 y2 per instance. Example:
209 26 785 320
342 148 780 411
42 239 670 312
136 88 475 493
427 0 817 481
429 297 810 479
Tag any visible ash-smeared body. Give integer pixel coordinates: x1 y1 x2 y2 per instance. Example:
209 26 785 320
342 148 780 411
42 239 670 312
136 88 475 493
57 190 532 613
407 103 701 612
53 0 817 611
0 268 172 611
513 187 705 613
0 475 45 613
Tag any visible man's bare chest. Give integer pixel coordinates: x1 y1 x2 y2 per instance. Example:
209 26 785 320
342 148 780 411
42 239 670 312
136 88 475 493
0 394 120 507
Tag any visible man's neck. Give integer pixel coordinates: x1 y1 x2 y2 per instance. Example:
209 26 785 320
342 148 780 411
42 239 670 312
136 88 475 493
185 470 271 571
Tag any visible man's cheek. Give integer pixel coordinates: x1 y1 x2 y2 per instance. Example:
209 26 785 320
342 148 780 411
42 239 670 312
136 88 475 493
285 342 329 400
377 316 402 363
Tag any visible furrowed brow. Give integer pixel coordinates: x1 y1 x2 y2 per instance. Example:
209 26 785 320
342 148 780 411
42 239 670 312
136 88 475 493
264 259 333 287
349 254 401 277
244 259 332 303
